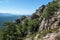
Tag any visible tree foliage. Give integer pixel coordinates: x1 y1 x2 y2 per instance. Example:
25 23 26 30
41 1 59 19
1 0 60 40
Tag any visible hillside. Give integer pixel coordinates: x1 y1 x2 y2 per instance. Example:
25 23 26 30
0 15 20 27
0 0 60 40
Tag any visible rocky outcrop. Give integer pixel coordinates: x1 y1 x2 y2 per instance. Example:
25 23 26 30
15 16 27 24
6 0 60 40
39 29 60 40
35 5 45 16
24 28 60 40
18 1 60 40
39 18 46 31
30 5 45 20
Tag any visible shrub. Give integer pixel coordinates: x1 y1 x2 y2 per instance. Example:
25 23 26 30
41 0 59 19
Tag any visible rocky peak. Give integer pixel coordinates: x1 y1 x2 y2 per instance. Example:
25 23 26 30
35 5 45 16
30 5 45 20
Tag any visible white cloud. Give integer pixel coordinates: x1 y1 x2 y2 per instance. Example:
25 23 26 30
0 9 33 15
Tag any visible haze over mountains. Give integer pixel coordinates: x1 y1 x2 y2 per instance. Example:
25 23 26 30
0 13 31 27
0 13 17 17
0 13 21 27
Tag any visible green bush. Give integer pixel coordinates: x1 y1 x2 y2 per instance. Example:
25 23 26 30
41 0 59 19
27 19 39 33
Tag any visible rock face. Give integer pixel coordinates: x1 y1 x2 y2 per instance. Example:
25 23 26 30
24 1 60 40
30 5 45 20
10 1 60 40
39 18 46 31
40 29 60 40
38 9 60 32
24 5 60 40
24 29 60 40
35 5 45 16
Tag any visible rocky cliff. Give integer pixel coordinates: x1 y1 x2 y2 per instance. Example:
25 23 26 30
24 0 60 40
2 0 60 40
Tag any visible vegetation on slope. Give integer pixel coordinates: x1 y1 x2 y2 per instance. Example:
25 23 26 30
0 0 60 40
41 0 59 19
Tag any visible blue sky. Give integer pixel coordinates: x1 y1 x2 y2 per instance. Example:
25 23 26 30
0 0 52 15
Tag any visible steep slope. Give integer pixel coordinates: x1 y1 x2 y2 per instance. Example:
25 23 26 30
1 0 60 40
24 0 60 40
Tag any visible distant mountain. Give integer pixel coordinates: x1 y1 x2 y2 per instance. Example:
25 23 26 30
0 13 21 27
0 13 16 17
0 13 30 27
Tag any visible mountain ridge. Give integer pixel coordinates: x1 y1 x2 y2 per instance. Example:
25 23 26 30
1 0 60 40
0 13 20 17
